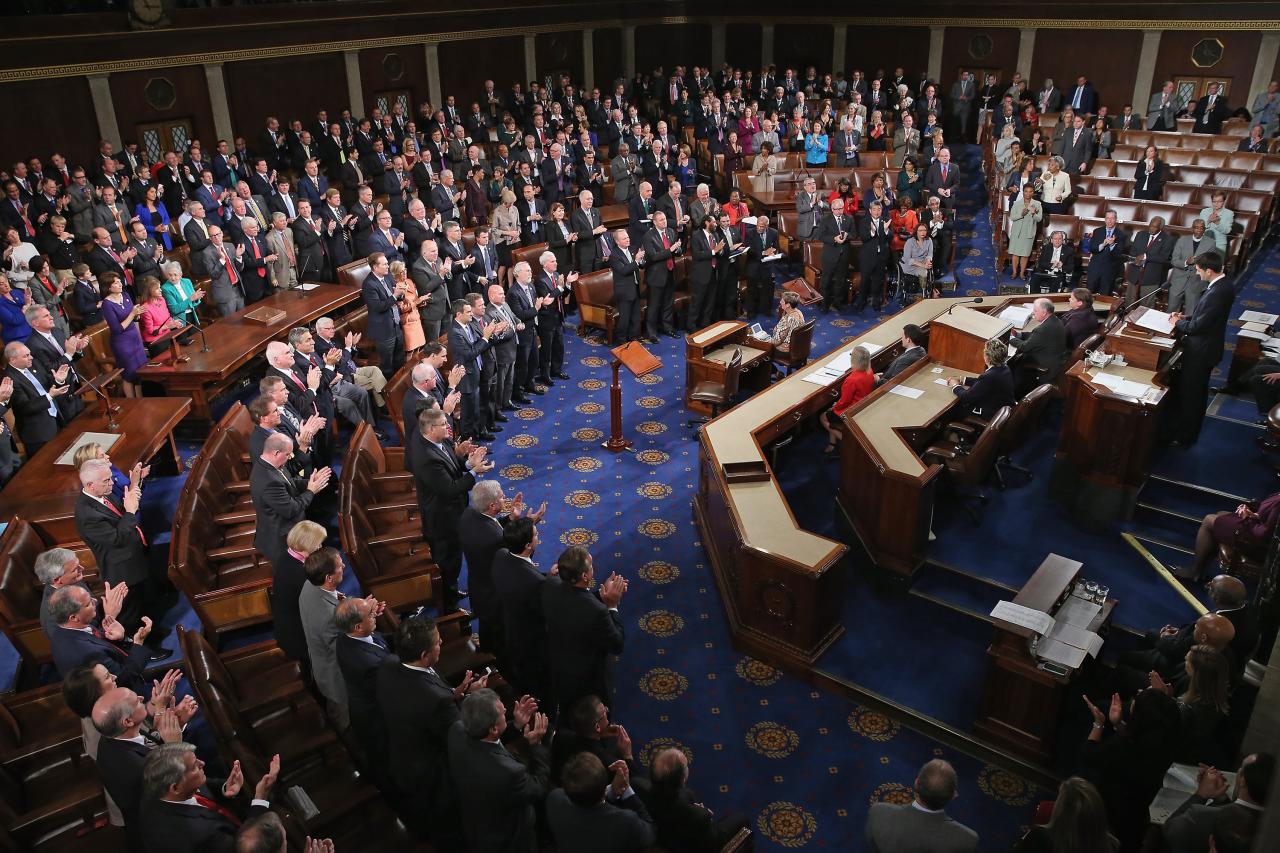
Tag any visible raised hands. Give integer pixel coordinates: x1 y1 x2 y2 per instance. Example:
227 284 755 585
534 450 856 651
599 573 628 608
101 581 128 620
306 467 333 494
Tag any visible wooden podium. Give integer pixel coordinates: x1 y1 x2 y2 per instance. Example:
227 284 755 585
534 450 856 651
684 321 771 415
928 306 1011 372
605 342 661 452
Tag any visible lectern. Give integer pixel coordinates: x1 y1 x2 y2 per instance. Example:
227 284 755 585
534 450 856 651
604 341 661 452
928 306 1011 372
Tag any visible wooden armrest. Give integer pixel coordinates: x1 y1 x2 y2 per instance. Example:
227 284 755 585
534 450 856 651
367 530 424 548
945 421 979 437
370 471 412 483
923 446 959 462
226 481 251 493
239 453 251 464
206 543 258 561
367 498 417 513
213 509 256 525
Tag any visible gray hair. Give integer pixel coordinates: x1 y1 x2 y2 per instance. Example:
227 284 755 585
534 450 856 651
538 250 556 265
334 597 365 634
186 200 204 215
1050 155 1065 170
142 742 198 802
271 211 287 224
241 217 256 229
460 688 502 738
286 327 310 347
470 479 503 509
48 585 89 625
79 458 111 484
984 338 1009 367
163 261 183 277
411 361 434 385
851 346 872 372
314 316 334 331
22 303 46 323
34 547 76 585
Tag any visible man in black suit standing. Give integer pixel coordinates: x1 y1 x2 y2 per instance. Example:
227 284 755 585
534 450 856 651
377 615 486 842
334 596 395 789
250 432 331 567
1010 297 1068 395
362 252 406 377
541 545 627 716
492 517 555 700
744 215 780 318
507 261 540 402
640 210 681 342
535 251 575 385
237 217 275 303
1086 211 1130 296
449 688 551 853
290 199 330 282
924 147 960 210
411 406 493 612
817 198 854 314
1170 251 1234 446
1126 217 1175 305
1191 83 1230 134
854 201 892 313
47 584 154 691
93 685 190 837
3 339 69 455
138 743 277 853
627 181 655 243
24 305 86 421
458 479 508 653
608 229 644 342
447 297 503 442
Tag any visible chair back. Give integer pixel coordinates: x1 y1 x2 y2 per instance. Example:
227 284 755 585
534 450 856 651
338 258 372 290
784 319 816 370
723 348 744 399
953 405 1011 488
999 383 1055 456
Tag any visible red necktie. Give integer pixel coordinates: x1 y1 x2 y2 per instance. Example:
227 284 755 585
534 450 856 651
193 793 241 827
108 248 134 286
102 498 147 546
90 627 129 657
219 247 237 284
13 202 34 236
251 239 264 278
661 231 673 270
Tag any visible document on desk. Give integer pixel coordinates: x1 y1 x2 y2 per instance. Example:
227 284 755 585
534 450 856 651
1056 594 1101 628
1046 621 1104 657
997 305 1034 329
827 352 853 372
1150 765 1239 825
1090 372 1150 400
1037 638 1087 669
761 254 783 262
1238 328 1268 341
887 385 925 400
858 342 884 357
802 372 837 386
990 600 1055 635
1151 336 1177 347
1134 309 1176 335
296 283 321 291
1240 310 1278 325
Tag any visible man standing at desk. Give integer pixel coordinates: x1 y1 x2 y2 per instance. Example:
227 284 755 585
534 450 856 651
817 198 853 314
1169 251 1234 447
1010 297 1067 395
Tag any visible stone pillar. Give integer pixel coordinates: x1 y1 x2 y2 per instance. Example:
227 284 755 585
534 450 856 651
1016 28 1036 82
343 49 364 116
86 74 121 150
622 26 636 80
583 29 596 91
832 25 847 76
1131 31 1162 118
762 24 774 66
1249 33 1280 105
425 43 442 109
927 26 944 84
524 34 538 85
203 63 234 142
711 23 726 71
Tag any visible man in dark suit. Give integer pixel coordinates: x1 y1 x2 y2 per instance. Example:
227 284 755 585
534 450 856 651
236 217 275 303
459 480 528 656
1086 212 1130 296
1057 115 1094 175
250 432 330 567
688 217 722 331
94 685 192 837
1061 287 1101 350
290 200 330 283
138 742 276 853
1011 297 1068 395
47 585 153 692
507 261 540 401
571 190 608 272
924 147 960 210
948 339 1015 419
641 211 681 342
377 615 483 842
492 518 555 699
411 406 492 610
547 752 656 853
1063 76 1098 115
817 199 854 313
854 201 892 312
361 252 406 376
534 253 574 384
297 161 329 209
627 181 655 243
1170 251 1234 446
539 143 574 205
447 297 501 442
1127 218 1176 304
516 182 548 246
335 596 395 786
743 216 780 317
541 546 626 715
866 760 978 853
1163 753 1271 853
608 229 644 342
1191 83 1230 134
23 308 85 421
875 325 928 386
1028 230 1077 293
644 747 750 853
449 688 551 853
86 227 133 282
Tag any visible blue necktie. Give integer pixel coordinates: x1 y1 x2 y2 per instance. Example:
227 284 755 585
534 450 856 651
463 323 480 371
22 369 58 417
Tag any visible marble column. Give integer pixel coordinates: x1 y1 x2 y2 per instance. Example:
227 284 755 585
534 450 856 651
343 49 364 116
203 63 234 142
927 26 944 84
86 74 121 150
1131 31 1162 118
425 42 442 109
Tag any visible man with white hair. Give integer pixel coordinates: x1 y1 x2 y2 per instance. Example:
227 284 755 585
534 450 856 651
485 283 522 412
535 250 575 384
35 546 123 639
313 315 387 409
251 431 330 565
570 189 607 272
431 169 463 221
508 261 540 402
689 183 719 231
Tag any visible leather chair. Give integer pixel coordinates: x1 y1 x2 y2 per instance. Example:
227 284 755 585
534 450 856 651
1194 150 1229 169
687 347 742 427
0 522 98 676
1088 160 1117 178
992 383 1056 488
178 628 316 736
572 269 618 342
1226 152 1263 172
775 210 802 260
923 405 1012 521
383 350 425 442
1112 160 1138 181
772 319 815 376
511 241 548 280
1072 196 1103 219
337 258 373 291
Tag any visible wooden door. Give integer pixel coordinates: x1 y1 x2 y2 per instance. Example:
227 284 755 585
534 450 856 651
137 118 195 163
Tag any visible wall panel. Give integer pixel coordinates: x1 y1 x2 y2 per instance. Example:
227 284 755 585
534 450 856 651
592 27 624 92
847 25 930 84
725 23 762 73
1155 30 1261 104
774 24 832 76
536 31 583 88
357 46 427 116
439 37 524 110
636 23 711 75
225 53 345 137
1030 30 1142 113
109 65 214 149
940 26 1018 83
0 78 96 169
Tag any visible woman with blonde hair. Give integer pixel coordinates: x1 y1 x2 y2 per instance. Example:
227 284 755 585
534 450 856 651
491 188 521 287
390 259 426 354
1014 776 1118 852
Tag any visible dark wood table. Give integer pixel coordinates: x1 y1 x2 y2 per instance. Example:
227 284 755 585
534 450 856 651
741 188 798 215
0 397 191 542
136 284 360 425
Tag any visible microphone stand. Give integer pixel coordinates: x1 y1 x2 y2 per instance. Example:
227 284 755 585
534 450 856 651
946 295 984 314
1107 278 1164 332
297 253 312 298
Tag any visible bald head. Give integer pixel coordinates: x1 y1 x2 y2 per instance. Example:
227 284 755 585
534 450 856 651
1207 575 1247 610
265 341 293 368
92 686 143 737
1193 613 1235 652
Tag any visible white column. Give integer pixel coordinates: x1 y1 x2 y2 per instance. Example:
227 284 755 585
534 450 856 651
86 74 121 150
1016 28 1036 81
1131 30 1162 119
203 63 234 142
832 25 847 76
582 29 596 92
711 23 726 70
761 24 774 66
622 26 636 80
927 26 945 84
1249 33 1280 104
424 43 442 109
524 34 538 85
343 50 364 117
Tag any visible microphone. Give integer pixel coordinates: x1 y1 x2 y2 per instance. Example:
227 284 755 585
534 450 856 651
297 253 311 297
1109 281 1164 330
191 323 212 353
946 296 984 314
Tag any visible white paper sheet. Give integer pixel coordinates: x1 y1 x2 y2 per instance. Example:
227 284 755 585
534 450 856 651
1038 638 1087 669
990 600 1055 635
1046 621 1104 657
1240 310 1278 324
827 352 853 372
297 283 321 291
1238 329 1268 341
934 378 951 386
1056 595 1101 628
1150 765 1239 825
801 373 835 385
1134 309 1176 335
887 385 924 400
859 342 884 356
998 305 1034 330
1151 336 1177 347
761 254 783 262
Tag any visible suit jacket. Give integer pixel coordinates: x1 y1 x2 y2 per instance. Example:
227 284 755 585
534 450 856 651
794 191 823 240
817 212 855 267
1058 128 1094 174
491 549 550 668
410 435 476 538
1164 798 1258 853
517 197 549 244
297 173 329 208
1147 91 1183 130
182 218 211 255
1174 274 1235 364
377 659 458 794
263 226 296 289
1033 241 1076 278
24 331 84 420
954 365 1014 418
641 227 678 290
644 784 741 853
1064 83 1098 115
447 318 493 391
409 254 450 324
138 798 268 853
290 216 328 280
542 578 624 709
430 183 462 222
49 625 149 693
249 457 312 566
546 788 656 853
298 582 345 706
458 507 504 625
268 550 310 665
74 491 149 587
97 736 154 831
744 227 779 279
362 270 401 341
924 161 960 201
879 345 926 384
197 243 245 308
1087 225 1131 287
336 632 394 729
1062 306 1100 351
1192 94 1230 133
865 802 978 853
1015 312 1068 374
86 244 129 281
1130 229 1175 287
449 722 550 853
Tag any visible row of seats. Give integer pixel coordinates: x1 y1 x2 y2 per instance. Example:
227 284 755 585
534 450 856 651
1106 146 1277 171
0 522 98 676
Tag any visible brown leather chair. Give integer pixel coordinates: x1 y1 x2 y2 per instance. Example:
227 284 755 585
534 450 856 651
511 242 548 280
923 405 1012 521
688 348 742 427
992 382 1056 487
772 319 815 376
383 350 425 442
572 269 618 342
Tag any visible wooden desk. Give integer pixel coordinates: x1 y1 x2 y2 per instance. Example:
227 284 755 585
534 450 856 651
136 284 360 426
929 307 1012 373
1050 360 1169 524
684 322 771 415
600 203 629 230
1104 307 1175 371
0 398 190 543
742 188 797 215
975 553 1116 762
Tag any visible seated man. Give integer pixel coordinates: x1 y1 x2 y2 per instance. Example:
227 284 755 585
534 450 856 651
866 759 978 853
946 339 1014 420
1061 287 1100 351
1163 753 1273 853
874 324 927 387
1118 611 1239 696
1027 230 1076 293
36 546 114 639
550 694 637 785
313 315 388 411
643 747 750 852
546 752 656 853
1009 297 1066 395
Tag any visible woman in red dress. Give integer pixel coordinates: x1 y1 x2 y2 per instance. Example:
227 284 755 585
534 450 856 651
819 345 875 454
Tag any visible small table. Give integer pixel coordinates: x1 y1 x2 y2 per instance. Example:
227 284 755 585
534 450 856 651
741 188 798 216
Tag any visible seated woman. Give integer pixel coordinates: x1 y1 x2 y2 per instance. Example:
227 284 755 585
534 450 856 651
827 178 859 218
1150 644 1230 765
160 261 204 327
769 292 806 353
136 275 189 355
898 223 934 295
819 345 874 454
889 197 919 255
1175 489 1280 581
947 339 1014 420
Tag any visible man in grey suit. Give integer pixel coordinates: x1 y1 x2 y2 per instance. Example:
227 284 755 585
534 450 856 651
1058 114 1094 175
891 114 921 168
485 283 521 412
264 212 298 289
1147 81 1184 132
199 225 247 315
875 324 928 387
299 547 384 731
610 144 638 204
866 759 978 853
1163 752 1271 853
948 70 975 141
794 178 823 241
410 239 451 343
547 751 656 853
90 186 130 249
1168 219 1211 315
1250 81 1279 137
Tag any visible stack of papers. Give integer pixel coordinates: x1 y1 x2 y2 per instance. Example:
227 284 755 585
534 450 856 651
990 595 1105 670
1239 310 1278 325
1134 309 1176 335
1090 372 1152 400
1149 764 1238 825
887 385 924 400
997 305 1034 330
991 601 1054 633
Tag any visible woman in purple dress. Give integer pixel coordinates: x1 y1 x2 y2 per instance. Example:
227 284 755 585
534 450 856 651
1178 490 1280 581
100 271 146 397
